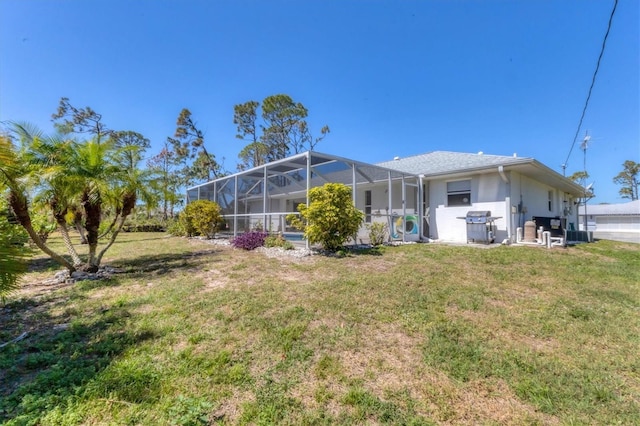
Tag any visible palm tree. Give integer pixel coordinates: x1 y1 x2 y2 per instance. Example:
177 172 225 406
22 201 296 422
65 136 149 271
62 138 120 271
1 129 75 272
12 124 84 267
95 169 142 266
6 122 150 274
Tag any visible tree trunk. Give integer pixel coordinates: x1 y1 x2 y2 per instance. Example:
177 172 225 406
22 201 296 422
72 208 88 244
82 190 101 272
96 192 136 266
54 215 84 267
9 191 75 272
163 198 168 220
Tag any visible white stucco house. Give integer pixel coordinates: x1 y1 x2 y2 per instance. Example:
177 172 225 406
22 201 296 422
187 150 585 245
578 200 640 243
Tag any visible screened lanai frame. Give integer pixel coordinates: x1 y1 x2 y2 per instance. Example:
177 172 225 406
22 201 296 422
186 151 424 246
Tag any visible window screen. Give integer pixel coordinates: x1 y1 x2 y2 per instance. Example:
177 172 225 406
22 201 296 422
447 180 471 206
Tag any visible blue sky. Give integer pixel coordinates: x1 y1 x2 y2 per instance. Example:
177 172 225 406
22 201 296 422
1 0 638 204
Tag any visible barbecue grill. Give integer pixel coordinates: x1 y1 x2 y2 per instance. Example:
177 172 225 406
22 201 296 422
458 211 501 244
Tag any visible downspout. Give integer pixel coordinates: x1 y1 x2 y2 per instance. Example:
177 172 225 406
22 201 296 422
498 166 512 241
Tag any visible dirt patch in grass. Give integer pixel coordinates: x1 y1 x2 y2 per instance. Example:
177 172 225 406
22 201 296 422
211 389 254 424
453 379 560 425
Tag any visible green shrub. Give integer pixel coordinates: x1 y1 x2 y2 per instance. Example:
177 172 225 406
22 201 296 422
367 222 388 246
166 218 187 236
264 234 295 250
287 183 364 251
179 200 224 238
121 215 167 232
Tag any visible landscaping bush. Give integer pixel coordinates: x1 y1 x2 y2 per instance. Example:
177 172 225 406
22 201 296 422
287 183 364 251
179 200 225 238
367 222 388 246
232 231 268 250
166 217 187 237
121 215 167 233
264 234 295 250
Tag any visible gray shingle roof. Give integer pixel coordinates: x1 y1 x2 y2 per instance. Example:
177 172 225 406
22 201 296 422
376 151 533 176
579 200 640 216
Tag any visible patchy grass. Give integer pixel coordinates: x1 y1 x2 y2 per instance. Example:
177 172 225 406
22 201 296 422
1 232 638 424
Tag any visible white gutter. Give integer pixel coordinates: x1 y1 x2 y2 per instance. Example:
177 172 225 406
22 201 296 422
499 166 512 241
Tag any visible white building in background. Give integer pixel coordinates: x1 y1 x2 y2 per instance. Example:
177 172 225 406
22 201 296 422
578 200 640 243
187 150 585 244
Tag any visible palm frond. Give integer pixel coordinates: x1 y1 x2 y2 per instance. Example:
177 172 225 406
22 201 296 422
0 247 27 302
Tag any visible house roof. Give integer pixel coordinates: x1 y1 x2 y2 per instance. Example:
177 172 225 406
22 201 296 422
377 151 533 176
378 151 584 196
579 200 640 216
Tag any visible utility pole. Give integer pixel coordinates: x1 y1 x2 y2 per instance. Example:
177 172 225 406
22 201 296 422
581 133 591 234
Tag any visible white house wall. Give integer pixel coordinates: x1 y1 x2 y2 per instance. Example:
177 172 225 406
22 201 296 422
429 173 509 242
510 172 569 222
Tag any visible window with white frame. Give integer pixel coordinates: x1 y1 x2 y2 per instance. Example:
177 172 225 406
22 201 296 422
365 190 372 223
548 190 553 212
447 180 471 206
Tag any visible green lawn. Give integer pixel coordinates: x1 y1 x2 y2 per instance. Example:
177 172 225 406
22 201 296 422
1 233 638 425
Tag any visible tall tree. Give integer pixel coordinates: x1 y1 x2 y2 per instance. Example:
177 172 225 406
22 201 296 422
234 94 330 170
167 108 222 184
234 101 268 170
568 171 595 199
110 130 150 171
51 97 110 141
613 160 639 201
147 142 182 219
261 94 309 160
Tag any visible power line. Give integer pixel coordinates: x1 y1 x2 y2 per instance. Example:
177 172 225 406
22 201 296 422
562 0 618 176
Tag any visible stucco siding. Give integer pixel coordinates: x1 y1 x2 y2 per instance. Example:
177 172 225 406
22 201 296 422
428 174 508 242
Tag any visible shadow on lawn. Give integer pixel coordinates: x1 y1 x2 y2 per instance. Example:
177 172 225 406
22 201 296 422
0 294 159 423
342 246 384 256
110 234 172 244
113 248 222 277
0 245 222 422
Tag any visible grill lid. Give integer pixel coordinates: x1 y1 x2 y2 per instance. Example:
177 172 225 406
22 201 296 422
456 211 501 223
466 211 491 217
